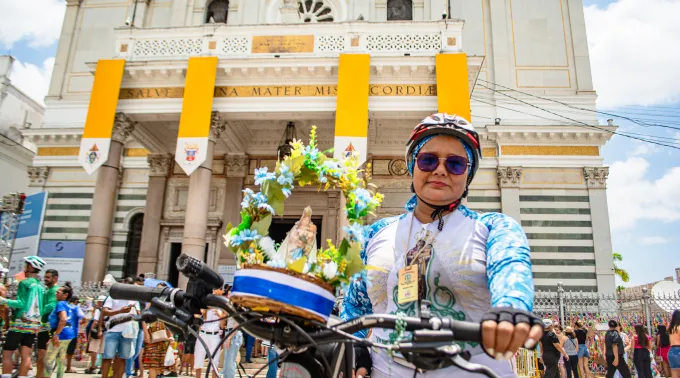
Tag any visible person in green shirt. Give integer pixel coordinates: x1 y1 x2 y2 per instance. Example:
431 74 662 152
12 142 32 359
0 256 46 378
37 269 59 378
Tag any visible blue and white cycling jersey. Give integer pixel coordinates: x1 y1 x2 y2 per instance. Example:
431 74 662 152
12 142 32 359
341 205 534 377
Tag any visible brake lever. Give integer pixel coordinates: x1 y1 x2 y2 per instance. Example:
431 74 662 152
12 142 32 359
449 354 501 378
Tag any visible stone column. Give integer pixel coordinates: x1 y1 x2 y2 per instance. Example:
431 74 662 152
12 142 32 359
130 0 152 27
82 113 134 282
137 154 170 275
219 153 248 265
178 112 225 288
497 167 522 222
170 0 189 26
584 167 616 293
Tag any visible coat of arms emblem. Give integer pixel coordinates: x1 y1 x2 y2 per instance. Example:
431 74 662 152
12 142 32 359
184 143 199 162
87 144 100 165
343 143 358 160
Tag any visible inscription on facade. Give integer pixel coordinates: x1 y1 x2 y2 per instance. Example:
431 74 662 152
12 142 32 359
251 35 315 53
119 84 437 99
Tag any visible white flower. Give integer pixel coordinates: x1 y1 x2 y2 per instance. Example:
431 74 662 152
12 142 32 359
259 237 276 259
322 261 338 280
302 262 311 274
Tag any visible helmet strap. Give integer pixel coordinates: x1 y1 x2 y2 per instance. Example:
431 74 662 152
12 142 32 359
415 196 462 231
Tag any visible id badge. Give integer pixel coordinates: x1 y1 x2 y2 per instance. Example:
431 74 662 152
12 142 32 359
397 265 419 304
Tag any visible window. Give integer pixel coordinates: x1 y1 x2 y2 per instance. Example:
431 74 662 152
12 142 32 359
122 213 144 279
206 0 228 24
387 0 412 21
298 0 334 23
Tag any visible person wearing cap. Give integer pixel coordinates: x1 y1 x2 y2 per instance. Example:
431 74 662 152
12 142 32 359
85 296 108 374
540 319 569 378
342 113 543 377
605 320 632 378
0 256 47 378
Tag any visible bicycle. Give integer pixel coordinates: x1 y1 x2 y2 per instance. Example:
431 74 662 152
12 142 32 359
109 254 515 378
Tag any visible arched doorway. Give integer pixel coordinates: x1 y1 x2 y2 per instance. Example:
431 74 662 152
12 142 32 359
123 213 144 279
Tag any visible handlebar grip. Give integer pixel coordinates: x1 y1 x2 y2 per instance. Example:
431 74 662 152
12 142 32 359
109 283 169 302
447 320 482 343
176 254 224 289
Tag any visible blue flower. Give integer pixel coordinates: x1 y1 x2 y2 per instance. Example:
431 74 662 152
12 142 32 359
343 222 366 245
282 187 292 198
230 229 261 247
253 192 268 205
351 270 372 289
352 188 373 214
319 176 328 184
304 145 319 160
254 167 275 186
241 188 255 208
277 165 294 187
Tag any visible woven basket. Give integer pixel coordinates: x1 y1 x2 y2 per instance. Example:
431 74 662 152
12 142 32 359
230 264 335 323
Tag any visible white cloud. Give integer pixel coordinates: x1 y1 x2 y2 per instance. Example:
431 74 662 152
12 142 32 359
639 236 671 245
584 0 680 108
607 157 680 230
0 0 66 48
9 58 56 105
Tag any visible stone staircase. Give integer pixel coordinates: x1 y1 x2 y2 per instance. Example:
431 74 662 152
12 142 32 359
237 357 272 377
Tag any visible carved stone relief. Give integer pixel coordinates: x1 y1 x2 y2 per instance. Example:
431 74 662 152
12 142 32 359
497 167 523 188
27 167 49 187
583 167 609 189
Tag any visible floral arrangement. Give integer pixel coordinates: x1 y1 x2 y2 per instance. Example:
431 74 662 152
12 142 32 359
223 126 384 289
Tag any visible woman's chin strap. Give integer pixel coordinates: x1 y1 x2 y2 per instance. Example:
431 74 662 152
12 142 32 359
417 195 462 231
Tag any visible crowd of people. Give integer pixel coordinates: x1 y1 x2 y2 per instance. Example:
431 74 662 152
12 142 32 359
0 256 278 378
538 311 680 378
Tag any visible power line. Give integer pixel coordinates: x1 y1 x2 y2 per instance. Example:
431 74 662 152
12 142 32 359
474 84 680 150
476 79 680 132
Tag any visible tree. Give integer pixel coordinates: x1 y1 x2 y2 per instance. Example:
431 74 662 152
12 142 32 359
613 252 630 283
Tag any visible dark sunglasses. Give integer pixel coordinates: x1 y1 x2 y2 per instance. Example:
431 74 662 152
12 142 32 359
416 153 470 175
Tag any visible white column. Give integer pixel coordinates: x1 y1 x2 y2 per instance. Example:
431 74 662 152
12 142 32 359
130 0 152 27
497 167 522 222
170 0 189 26
584 167 616 294
47 0 81 100
280 0 300 23
374 0 387 21
566 0 595 92
137 154 170 275
488 0 514 87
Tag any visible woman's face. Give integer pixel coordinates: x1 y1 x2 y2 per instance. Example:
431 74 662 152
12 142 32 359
56 288 68 301
413 135 469 206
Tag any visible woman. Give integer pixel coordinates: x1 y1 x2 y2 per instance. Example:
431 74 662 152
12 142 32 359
342 113 543 377
44 284 80 378
633 324 653 378
180 334 196 376
564 327 579 378
616 323 631 378
555 324 568 378
141 318 172 378
574 320 592 378
668 310 680 378
657 325 672 378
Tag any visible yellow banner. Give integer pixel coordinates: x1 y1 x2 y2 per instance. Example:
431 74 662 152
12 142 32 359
334 54 370 138
82 59 125 139
333 54 370 164
435 53 471 121
177 57 218 138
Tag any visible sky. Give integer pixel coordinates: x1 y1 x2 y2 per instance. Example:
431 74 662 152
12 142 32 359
1 0 679 288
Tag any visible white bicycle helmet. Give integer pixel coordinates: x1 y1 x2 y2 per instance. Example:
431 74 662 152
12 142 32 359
23 255 46 271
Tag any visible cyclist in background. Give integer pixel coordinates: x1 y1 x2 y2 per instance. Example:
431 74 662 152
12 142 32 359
0 256 47 378
342 114 542 377
37 269 60 378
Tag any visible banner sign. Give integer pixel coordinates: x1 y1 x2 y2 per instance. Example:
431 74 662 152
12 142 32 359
218 265 236 285
78 59 126 175
9 192 48 276
333 54 370 165
435 53 471 121
175 57 218 175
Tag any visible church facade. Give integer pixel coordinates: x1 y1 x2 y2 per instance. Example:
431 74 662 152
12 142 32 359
23 0 616 292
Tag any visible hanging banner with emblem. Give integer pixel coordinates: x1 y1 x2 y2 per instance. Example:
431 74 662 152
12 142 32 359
333 54 370 165
435 53 471 120
175 57 218 175
78 59 126 175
